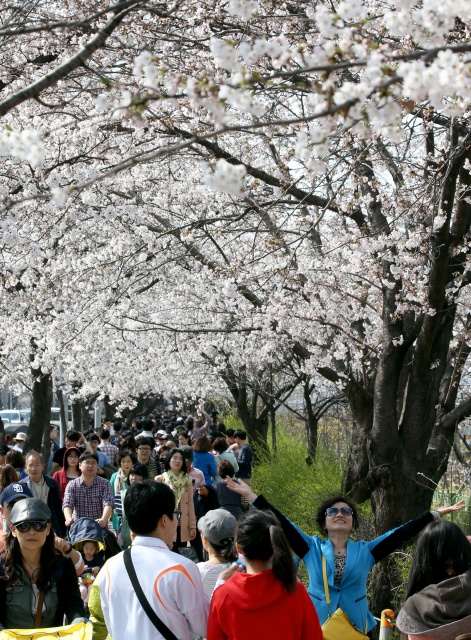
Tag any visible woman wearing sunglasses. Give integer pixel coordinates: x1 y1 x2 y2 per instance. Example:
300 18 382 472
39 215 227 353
0 498 86 629
225 478 464 637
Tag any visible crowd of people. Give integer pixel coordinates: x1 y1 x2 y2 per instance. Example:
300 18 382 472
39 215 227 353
0 405 469 639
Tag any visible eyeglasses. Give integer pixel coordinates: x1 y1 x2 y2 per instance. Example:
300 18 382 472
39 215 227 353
326 507 353 517
138 447 151 452
15 521 48 533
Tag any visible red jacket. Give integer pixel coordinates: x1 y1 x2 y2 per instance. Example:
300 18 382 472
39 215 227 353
53 446 81 499
207 569 322 640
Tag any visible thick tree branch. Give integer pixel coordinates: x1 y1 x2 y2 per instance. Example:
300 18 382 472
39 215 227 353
0 0 145 117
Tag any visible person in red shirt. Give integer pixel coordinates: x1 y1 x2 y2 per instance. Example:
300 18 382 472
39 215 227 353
207 509 322 640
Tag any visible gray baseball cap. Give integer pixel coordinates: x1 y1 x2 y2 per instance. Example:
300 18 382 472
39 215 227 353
179 445 193 462
10 498 51 526
198 509 237 545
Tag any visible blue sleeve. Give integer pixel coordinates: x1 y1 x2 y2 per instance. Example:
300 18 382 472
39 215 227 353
102 453 110 466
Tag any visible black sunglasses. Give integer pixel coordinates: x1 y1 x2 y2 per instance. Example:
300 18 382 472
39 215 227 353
325 507 353 517
15 521 48 533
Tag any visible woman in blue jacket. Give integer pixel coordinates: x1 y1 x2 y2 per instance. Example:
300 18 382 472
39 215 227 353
225 477 464 635
192 436 217 485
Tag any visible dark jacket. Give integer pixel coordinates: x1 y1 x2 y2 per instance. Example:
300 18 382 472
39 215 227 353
194 485 220 521
397 569 471 636
0 554 85 628
20 475 66 538
213 481 242 520
235 443 252 479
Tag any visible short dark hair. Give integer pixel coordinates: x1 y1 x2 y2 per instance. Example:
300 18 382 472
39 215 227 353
213 437 228 453
159 446 171 457
100 429 110 440
193 436 212 453
218 460 234 478
315 495 359 534
125 480 175 535
178 431 190 443
65 430 80 442
50 425 56 432
234 430 247 440
226 429 235 438
89 434 100 443
129 463 149 479
113 423 122 432
164 449 185 473
120 435 136 452
118 450 137 466
184 417 194 429
79 451 99 464
83 540 98 552
405 520 471 599
137 438 153 450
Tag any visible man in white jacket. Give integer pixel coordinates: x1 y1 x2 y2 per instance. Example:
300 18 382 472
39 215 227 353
90 480 235 640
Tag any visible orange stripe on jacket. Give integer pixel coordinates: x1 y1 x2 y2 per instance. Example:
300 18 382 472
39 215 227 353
154 565 196 612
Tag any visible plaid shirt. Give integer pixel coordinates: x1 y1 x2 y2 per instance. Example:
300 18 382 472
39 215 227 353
63 475 114 521
99 440 118 466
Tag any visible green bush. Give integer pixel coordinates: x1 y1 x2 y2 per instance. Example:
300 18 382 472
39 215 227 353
252 429 344 536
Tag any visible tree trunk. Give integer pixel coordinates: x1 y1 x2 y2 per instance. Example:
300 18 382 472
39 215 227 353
104 394 114 420
40 375 53 463
121 394 164 421
342 387 373 503
0 417 6 448
72 401 81 431
367 466 435 634
25 371 52 457
57 391 67 444
81 400 89 432
240 410 269 455
304 382 318 464
270 403 276 452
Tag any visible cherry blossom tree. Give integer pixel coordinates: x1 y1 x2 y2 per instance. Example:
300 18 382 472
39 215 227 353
2 0 471 621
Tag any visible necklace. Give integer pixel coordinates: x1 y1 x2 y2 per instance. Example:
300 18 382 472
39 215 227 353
22 561 40 583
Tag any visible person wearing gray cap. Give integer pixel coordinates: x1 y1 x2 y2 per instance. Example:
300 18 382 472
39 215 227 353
197 509 238 598
0 498 86 629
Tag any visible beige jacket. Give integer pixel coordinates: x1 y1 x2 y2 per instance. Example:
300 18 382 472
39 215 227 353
155 476 196 543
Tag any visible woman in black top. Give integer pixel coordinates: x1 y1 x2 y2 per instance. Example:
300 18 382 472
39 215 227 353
0 498 85 629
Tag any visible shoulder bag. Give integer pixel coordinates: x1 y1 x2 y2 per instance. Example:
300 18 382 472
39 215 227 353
123 548 178 640
321 554 369 640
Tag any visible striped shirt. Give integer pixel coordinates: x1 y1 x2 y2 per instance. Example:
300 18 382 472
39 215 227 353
197 562 232 599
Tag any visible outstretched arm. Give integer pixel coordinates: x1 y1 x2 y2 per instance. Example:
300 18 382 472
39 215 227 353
371 501 466 563
224 477 311 559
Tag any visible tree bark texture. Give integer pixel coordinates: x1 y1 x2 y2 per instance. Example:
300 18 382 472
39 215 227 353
340 139 471 634
72 401 81 432
25 370 52 457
